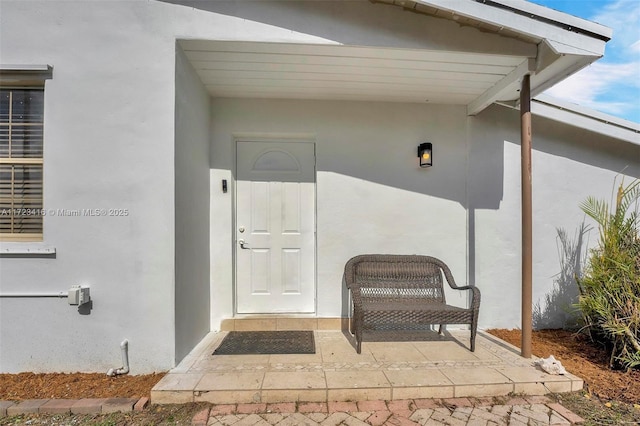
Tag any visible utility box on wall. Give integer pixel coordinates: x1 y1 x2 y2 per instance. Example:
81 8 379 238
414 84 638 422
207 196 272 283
68 285 90 305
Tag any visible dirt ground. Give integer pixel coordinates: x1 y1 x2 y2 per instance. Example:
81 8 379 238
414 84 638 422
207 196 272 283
0 329 638 404
486 329 640 404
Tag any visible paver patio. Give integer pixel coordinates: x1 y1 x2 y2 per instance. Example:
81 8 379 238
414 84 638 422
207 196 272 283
152 330 583 405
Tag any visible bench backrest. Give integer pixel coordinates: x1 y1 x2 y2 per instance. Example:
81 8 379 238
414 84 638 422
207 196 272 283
344 254 447 304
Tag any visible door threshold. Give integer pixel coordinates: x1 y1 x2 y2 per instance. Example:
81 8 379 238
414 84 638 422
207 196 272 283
221 316 349 331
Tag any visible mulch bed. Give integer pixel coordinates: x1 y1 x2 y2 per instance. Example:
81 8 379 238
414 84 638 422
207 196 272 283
0 372 164 401
486 329 640 403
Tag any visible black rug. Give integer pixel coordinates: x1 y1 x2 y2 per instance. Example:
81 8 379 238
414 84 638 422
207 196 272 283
213 331 316 355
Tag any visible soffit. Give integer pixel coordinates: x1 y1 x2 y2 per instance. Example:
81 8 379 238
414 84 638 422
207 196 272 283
181 40 529 106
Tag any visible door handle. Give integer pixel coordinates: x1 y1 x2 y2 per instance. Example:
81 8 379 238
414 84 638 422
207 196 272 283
238 239 250 249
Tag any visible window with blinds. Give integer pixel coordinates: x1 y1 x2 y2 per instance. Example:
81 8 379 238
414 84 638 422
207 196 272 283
0 88 44 241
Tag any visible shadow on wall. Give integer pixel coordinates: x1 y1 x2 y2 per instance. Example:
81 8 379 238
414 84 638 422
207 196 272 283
210 99 498 208
160 0 514 52
497 105 640 181
533 223 589 330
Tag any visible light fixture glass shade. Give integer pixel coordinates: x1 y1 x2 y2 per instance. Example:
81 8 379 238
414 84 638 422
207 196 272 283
418 142 432 167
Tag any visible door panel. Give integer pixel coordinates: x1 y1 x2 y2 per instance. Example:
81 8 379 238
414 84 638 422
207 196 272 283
250 249 270 294
236 141 315 314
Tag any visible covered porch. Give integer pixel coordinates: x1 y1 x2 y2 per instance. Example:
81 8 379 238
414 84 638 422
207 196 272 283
173 0 612 370
151 324 583 404
170 0 609 400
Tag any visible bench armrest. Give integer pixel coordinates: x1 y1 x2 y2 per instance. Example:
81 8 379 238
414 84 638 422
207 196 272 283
437 261 481 310
453 285 481 310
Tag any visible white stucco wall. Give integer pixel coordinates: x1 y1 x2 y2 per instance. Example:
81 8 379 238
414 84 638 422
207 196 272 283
0 2 180 373
209 99 639 331
470 105 640 329
209 99 471 326
0 0 637 373
174 46 211 362
2 0 513 372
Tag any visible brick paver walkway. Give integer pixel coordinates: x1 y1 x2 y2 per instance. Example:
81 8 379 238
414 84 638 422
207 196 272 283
191 396 584 425
0 395 584 424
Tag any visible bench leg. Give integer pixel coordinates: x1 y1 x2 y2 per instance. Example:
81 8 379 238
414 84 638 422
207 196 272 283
470 316 478 352
353 308 363 354
354 325 362 354
470 330 476 352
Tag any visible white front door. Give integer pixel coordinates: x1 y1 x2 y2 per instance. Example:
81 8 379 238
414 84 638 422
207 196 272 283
236 141 316 314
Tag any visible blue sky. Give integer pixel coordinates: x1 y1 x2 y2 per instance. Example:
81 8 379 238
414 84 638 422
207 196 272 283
531 0 640 123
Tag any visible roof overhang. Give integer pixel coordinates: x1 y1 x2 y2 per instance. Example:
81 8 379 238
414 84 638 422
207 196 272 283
528 95 640 145
406 0 611 53
375 0 611 115
177 0 611 116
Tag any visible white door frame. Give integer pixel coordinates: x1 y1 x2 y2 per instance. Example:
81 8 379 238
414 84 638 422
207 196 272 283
233 136 317 315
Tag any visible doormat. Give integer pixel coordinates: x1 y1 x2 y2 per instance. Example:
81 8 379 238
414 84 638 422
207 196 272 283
213 331 315 355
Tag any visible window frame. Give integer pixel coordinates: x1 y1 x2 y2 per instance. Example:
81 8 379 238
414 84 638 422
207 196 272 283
0 65 52 242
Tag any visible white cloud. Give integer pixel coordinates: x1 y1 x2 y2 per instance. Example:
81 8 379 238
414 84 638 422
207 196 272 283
544 61 640 116
544 0 640 121
591 0 640 54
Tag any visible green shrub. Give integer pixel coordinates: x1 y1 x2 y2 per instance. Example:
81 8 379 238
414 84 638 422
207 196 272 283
578 179 640 369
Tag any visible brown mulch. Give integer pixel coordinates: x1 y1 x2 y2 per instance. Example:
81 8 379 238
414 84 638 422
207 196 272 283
486 329 640 404
0 372 165 401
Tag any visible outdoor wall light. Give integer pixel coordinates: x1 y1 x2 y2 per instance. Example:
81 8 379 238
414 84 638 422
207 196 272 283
418 142 433 168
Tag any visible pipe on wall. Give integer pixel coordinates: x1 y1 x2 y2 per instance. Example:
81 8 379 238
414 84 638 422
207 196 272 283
0 292 67 298
106 339 130 377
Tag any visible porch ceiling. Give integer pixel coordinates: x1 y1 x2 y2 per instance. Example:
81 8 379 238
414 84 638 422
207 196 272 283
181 39 531 109
179 0 609 116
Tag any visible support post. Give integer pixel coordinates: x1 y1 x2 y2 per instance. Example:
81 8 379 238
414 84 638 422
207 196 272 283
520 74 533 358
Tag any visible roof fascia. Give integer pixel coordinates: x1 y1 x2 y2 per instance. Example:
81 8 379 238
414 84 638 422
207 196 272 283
414 0 609 56
497 96 640 145
488 0 612 40
452 0 608 115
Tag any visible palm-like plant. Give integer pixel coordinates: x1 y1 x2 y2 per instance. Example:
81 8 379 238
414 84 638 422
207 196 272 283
578 179 640 369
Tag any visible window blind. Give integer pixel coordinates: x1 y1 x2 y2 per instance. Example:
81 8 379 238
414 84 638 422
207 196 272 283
0 88 44 239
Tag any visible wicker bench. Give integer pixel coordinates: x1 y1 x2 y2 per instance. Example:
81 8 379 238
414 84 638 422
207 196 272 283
344 254 480 354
